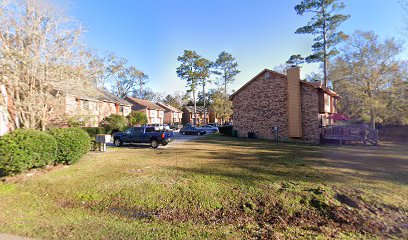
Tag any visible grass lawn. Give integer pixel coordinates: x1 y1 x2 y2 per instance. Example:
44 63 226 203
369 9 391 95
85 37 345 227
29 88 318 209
0 134 407 239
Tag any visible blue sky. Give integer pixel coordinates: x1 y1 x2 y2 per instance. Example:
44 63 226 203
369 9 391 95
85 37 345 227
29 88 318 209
53 0 406 94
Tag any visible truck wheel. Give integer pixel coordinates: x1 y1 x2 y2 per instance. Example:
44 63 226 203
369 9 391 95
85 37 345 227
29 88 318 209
162 142 168 146
114 138 122 147
150 139 159 148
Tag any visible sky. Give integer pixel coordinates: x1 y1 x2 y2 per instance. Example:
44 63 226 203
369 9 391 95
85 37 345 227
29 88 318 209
52 0 407 95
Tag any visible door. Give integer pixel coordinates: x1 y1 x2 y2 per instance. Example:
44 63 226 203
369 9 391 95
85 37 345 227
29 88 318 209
142 127 155 143
122 128 135 142
131 127 144 143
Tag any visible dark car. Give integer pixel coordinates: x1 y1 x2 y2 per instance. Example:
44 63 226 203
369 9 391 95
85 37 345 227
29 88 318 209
179 125 206 135
113 126 174 148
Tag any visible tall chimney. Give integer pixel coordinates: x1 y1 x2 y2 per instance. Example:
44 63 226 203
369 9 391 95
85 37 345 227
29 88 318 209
287 67 303 138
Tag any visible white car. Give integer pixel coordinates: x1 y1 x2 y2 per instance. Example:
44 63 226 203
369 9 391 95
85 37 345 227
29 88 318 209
197 125 219 133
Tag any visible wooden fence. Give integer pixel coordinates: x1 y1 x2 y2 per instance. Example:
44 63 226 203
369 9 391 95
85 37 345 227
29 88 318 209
321 125 378 145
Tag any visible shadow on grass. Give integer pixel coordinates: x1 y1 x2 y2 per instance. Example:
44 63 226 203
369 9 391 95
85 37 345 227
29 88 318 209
166 134 408 185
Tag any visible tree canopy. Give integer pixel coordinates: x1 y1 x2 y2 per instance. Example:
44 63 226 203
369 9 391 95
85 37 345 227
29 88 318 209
330 31 407 127
293 0 350 87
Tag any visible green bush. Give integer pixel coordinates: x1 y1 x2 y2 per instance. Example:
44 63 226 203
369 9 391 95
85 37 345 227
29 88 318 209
0 129 57 176
219 126 233 136
104 114 128 133
127 111 148 126
49 128 90 165
82 127 109 138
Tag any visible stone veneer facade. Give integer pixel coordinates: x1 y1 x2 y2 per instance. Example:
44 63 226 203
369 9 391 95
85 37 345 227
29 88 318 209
232 68 333 144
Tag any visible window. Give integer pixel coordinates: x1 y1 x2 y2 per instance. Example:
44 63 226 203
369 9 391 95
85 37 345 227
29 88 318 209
145 127 155 132
82 100 90 110
89 101 98 111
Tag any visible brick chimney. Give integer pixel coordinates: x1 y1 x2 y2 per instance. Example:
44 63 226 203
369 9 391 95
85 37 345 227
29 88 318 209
287 67 303 138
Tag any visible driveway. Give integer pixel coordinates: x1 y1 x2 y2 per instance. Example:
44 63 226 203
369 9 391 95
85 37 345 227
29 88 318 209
106 132 210 149
172 132 208 144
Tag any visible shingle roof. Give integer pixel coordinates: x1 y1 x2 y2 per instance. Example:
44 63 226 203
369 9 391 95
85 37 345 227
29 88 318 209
183 106 208 113
230 69 339 100
156 102 182 113
126 97 164 110
53 83 130 106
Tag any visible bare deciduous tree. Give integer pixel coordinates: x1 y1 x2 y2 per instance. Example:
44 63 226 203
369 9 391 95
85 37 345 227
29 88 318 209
0 0 95 130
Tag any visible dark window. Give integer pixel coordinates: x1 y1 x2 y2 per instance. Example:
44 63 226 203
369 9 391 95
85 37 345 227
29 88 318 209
145 127 155 132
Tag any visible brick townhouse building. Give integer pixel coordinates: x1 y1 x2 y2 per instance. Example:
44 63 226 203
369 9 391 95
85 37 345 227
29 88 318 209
182 106 210 125
0 84 131 135
230 67 339 143
156 103 183 124
126 98 165 124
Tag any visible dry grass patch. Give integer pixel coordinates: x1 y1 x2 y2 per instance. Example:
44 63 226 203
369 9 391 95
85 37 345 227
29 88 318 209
0 134 406 239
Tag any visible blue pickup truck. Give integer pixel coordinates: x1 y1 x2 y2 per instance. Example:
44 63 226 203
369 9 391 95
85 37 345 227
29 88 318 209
113 126 174 148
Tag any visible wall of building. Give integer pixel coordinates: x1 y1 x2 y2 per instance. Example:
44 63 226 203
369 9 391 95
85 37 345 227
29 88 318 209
300 84 321 143
146 108 164 124
163 111 182 124
233 73 289 140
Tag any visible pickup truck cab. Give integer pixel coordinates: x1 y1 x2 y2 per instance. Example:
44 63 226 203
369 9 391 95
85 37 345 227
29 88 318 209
113 126 174 148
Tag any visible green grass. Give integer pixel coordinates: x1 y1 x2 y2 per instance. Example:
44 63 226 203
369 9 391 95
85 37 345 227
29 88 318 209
0 134 407 239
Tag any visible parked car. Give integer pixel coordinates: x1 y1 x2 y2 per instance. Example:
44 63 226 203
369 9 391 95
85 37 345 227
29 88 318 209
113 126 174 148
169 124 183 130
179 125 207 135
197 125 219 133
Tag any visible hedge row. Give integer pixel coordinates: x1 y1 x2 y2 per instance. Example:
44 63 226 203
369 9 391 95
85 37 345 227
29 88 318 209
49 128 91 165
219 126 233 136
0 128 90 176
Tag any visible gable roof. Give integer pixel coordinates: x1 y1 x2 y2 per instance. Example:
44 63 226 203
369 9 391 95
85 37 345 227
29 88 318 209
183 106 208 113
230 68 339 100
156 102 182 113
53 83 130 106
126 97 164 110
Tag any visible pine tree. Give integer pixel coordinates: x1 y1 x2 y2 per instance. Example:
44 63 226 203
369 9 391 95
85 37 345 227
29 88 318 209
293 0 350 87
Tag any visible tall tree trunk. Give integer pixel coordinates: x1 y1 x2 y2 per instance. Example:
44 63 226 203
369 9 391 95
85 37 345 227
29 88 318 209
202 81 206 125
322 3 328 88
192 88 197 126
369 106 375 130
224 75 228 101
368 86 375 129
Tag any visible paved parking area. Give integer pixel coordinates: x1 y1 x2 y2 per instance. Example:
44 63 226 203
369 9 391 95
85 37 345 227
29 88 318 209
106 132 211 149
172 132 208 144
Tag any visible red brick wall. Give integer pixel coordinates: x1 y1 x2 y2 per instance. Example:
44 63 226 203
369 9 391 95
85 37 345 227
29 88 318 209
232 72 322 143
300 84 321 143
232 73 289 140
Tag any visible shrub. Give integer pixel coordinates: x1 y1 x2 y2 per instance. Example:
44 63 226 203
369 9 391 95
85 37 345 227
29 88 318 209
219 126 233 136
127 111 148 126
82 127 109 138
104 114 128 132
49 128 90 165
0 129 57 175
